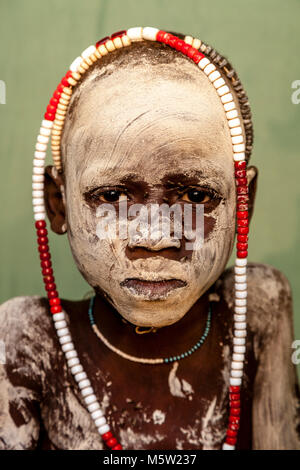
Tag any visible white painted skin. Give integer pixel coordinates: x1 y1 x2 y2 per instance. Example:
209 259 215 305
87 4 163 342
61 58 238 328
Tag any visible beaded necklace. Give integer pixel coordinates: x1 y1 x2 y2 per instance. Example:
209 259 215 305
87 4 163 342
32 27 249 450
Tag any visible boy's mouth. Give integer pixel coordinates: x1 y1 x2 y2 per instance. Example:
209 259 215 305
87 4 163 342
120 278 187 298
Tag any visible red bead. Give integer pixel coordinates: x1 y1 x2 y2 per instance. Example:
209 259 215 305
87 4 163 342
237 203 248 211
49 297 60 306
237 194 249 203
237 218 248 227
192 51 204 64
102 431 113 441
181 43 191 55
237 250 248 258
236 178 248 186
187 47 198 59
45 282 56 291
229 416 240 424
61 77 70 87
96 36 110 47
106 437 118 448
37 236 48 245
112 444 123 450
156 30 166 42
237 186 249 195
47 290 58 299
37 228 48 237
229 423 239 432
111 30 126 39
230 400 241 408
227 429 237 437
35 220 46 229
56 83 64 93
43 275 54 284
167 35 177 48
174 39 185 51
65 70 73 78
237 235 248 243
235 161 246 169
237 211 248 219
161 32 172 44
41 260 52 269
38 244 49 253
230 393 240 401
50 97 59 107
51 305 62 314
53 90 62 100
237 227 249 235
226 437 237 445
237 243 248 251
40 252 51 261
47 104 56 115
42 267 53 276
230 408 241 416
230 386 240 393
235 170 246 178
44 112 55 121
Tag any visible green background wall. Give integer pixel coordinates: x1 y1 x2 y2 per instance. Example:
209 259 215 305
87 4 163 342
1 0 299 374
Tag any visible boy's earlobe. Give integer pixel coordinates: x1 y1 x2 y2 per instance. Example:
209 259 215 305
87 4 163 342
246 165 258 222
44 165 67 235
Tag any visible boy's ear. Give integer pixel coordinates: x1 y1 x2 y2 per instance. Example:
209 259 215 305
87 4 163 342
247 165 258 223
44 165 67 234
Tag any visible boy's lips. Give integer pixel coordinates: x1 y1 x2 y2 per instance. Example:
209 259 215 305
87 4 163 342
120 278 187 297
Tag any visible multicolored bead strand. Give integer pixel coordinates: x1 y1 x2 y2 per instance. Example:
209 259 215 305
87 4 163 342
32 26 250 450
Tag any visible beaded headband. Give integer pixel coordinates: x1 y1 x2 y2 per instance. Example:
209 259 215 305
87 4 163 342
32 27 250 450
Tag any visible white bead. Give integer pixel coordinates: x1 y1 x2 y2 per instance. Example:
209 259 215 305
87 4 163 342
142 27 159 41
54 320 67 329
65 350 78 359
226 109 238 120
235 283 247 291
95 416 106 427
87 402 100 413
198 57 210 70
34 213 46 221
56 327 69 337
33 167 44 175
91 409 104 420
221 93 233 104
234 322 247 330
37 134 49 144
33 205 45 213
70 363 82 374
98 424 110 435
127 27 143 41
235 298 247 307
217 85 230 97
234 329 247 337
213 77 225 89
235 274 246 283
235 258 247 267
232 135 243 145
74 371 87 382
235 291 247 299
40 128 51 138
233 345 246 354
78 379 91 390
32 182 44 190
231 361 243 369
32 198 44 206
230 377 242 386
61 342 75 353
208 70 221 82
231 370 243 378
81 387 94 397
233 152 246 162
33 158 45 167
32 175 44 182
53 312 65 321
223 443 235 450
233 143 245 153
42 119 53 129
233 337 246 345
232 353 245 361
234 314 246 322
32 190 44 198
203 63 216 75
59 335 72 345
228 118 241 128
70 56 83 72
84 394 97 405
35 142 47 152
67 357 80 368
234 306 247 315
223 101 235 112
34 150 46 160
81 45 96 59
234 266 246 275
230 126 242 136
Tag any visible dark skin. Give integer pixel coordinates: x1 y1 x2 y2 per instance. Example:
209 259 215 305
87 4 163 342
41 163 258 449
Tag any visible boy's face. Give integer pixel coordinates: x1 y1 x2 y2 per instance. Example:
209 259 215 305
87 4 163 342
61 62 238 327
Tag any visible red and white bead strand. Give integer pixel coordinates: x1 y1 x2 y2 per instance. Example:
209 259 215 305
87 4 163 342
32 27 249 450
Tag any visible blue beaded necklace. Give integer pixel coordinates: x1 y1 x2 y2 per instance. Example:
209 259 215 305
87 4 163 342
88 295 212 365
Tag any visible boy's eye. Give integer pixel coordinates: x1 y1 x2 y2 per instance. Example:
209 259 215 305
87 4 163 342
181 189 211 203
99 190 128 203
